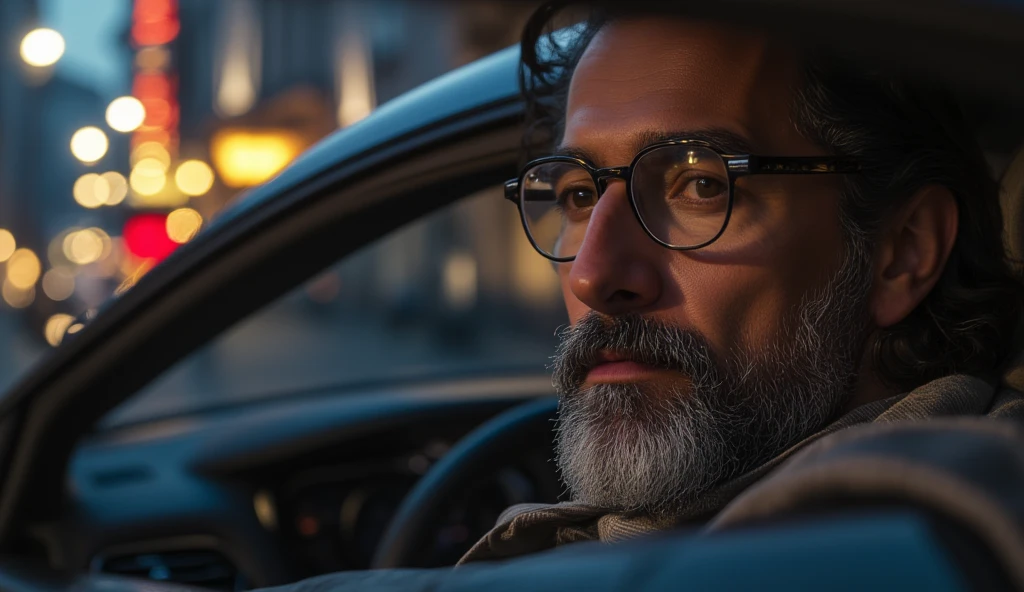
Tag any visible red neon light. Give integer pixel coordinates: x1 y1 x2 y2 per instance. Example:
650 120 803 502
132 19 180 46
134 0 175 19
132 0 179 46
123 213 179 261
133 72 171 97
141 98 175 128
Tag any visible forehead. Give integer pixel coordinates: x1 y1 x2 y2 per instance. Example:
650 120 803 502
563 18 813 160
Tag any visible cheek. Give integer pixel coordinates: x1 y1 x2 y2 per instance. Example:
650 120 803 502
676 200 847 351
668 263 792 354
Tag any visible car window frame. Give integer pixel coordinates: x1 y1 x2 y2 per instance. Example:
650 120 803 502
0 94 523 549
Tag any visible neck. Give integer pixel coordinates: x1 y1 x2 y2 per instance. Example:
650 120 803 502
840 358 898 415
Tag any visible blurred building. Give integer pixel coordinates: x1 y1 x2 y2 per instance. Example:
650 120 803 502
166 0 554 330
0 0 556 361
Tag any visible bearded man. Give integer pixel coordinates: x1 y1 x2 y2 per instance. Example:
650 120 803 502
267 2 1024 590
456 0 1024 566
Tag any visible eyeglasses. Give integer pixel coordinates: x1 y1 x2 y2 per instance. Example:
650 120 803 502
504 139 860 262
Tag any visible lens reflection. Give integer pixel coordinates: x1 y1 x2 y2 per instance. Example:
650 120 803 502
632 145 730 249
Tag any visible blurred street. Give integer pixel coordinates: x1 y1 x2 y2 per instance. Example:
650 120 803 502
0 0 566 420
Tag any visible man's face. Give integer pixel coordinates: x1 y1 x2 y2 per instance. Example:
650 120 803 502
550 19 874 514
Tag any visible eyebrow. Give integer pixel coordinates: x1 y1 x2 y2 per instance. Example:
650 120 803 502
554 128 758 166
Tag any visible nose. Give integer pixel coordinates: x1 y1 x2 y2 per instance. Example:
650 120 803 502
567 181 663 315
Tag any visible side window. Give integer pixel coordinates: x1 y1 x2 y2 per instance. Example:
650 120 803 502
105 185 566 425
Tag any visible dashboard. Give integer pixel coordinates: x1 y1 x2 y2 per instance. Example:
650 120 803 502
41 375 560 589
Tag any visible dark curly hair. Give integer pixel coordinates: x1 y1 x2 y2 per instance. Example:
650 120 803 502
519 1 1024 390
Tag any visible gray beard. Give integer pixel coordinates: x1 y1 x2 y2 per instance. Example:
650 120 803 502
551 247 872 518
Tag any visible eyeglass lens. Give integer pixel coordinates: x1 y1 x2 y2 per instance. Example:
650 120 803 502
519 145 730 259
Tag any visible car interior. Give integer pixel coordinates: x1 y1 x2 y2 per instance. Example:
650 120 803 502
0 1 1023 591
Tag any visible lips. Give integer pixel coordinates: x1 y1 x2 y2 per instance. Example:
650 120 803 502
584 350 668 384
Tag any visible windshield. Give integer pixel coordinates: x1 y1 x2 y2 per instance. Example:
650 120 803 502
0 0 538 396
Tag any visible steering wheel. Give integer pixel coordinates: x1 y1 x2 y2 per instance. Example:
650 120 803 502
371 397 559 568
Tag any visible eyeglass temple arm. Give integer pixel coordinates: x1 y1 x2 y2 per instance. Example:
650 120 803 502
727 156 861 175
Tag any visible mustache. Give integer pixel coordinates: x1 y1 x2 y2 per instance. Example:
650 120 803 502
551 313 721 395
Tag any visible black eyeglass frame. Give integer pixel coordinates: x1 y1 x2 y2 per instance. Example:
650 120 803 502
504 138 861 262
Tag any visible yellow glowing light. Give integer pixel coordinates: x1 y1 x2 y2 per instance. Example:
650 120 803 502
130 158 167 196
0 230 16 263
166 208 203 243
20 28 64 67
130 142 171 169
211 129 304 187
73 173 104 209
6 248 41 290
106 96 146 133
42 268 74 301
2 280 34 309
135 156 167 174
63 228 107 265
174 160 215 196
70 127 108 164
44 313 75 346
100 171 128 205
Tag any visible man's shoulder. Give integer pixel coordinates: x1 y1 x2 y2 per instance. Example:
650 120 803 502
718 417 1024 521
712 417 1024 583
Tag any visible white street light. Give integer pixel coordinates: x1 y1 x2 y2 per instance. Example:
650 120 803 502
20 28 65 67
70 127 109 164
106 96 146 133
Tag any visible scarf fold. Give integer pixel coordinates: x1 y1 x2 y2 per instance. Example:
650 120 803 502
459 366 1024 565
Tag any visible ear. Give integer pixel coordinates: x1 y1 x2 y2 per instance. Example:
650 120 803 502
869 185 959 328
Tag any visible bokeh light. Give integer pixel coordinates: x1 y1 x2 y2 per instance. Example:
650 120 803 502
6 248 41 289
123 213 178 260
63 228 110 265
42 268 75 301
142 98 173 128
73 173 105 209
130 157 168 196
130 141 171 169
106 96 147 133
166 208 203 243
70 127 109 164
101 172 129 205
174 160 215 196
135 46 170 71
2 281 34 309
211 129 303 187
20 28 65 67
0 230 16 263
44 313 76 347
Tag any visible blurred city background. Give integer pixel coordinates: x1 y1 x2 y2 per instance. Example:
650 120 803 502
0 0 567 421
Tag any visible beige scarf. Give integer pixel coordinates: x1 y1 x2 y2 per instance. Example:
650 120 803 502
459 364 1024 565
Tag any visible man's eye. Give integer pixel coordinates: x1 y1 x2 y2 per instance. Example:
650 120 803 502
676 177 727 201
559 187 598 209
